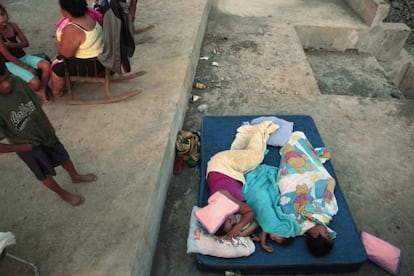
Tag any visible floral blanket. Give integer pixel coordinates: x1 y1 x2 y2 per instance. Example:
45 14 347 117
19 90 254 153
277 131 338 235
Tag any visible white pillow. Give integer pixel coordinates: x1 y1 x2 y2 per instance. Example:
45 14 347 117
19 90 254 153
187 206 255 258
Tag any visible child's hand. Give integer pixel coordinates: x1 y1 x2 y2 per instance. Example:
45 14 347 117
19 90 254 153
3 38 11 48
261 243 274 253
225 225 242 239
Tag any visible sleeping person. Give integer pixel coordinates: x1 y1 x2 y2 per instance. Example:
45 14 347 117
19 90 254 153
206 121 279 239
277 131 338 256
211 190 257 239
243 163 301 253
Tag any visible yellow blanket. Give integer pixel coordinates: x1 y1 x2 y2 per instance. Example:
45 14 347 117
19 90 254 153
206 121 279 184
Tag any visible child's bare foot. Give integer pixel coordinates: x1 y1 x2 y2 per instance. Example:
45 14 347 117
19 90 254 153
72 173 97 183
36 92 52 104
61 193 85 206
42 97 52 105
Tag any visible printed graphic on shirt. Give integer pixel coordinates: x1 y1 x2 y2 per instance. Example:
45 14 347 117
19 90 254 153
10 101 36 131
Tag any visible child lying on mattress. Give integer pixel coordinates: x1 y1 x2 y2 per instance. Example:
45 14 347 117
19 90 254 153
206 121 279 239
277 131 338 256
211 189 258 238
243 163 300 253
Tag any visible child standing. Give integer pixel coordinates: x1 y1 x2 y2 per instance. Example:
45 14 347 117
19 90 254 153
0 4 51 103
0 58 95 206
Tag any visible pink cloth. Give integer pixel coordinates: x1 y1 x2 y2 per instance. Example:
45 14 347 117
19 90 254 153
208 172 245 201
361 231 401 275
55 7 103 30
195 191 239 234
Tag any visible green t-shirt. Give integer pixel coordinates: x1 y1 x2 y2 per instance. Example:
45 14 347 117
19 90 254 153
0 76 57 146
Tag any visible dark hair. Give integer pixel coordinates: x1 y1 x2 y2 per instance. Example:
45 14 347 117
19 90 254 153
0 4 8 17
59 0 88 17
214 222 227 237
306 234 333 256
0 57 8 76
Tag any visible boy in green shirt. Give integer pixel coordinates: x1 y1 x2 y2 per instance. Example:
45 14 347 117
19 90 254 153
0 58 95 206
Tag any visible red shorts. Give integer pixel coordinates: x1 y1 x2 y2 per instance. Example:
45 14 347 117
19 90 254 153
207 171 245 201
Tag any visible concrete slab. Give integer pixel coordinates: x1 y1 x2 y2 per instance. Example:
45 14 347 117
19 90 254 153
306 51 403 98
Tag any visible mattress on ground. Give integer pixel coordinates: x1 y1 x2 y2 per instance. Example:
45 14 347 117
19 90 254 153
197 115 367 274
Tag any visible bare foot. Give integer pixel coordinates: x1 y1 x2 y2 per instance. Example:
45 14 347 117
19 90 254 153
61 193 85 206
36 92 52 104
72 173 97 183
42 97 52 105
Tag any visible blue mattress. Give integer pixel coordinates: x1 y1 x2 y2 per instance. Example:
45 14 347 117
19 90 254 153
197 115 367 274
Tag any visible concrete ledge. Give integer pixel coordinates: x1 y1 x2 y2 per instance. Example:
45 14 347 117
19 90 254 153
131 0 210 275
379 49 414 87
345 0 390 26
367 23 411 61
295 23 411 61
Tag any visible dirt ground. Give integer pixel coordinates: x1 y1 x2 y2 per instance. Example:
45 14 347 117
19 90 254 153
152 2 414 276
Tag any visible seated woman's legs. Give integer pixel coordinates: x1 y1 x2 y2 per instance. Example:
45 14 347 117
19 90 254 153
51 58 105 97
51 68 66 97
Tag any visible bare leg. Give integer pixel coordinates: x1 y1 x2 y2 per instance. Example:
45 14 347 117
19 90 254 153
37 60 51 101
129 0 138 27
42 176 85 206
128 0 155 34
51 72 65 97
28 77 49 103
61 159 97 183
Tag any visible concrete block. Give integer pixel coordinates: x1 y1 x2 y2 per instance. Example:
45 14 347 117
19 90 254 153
379 49 414 87
399 63 414 99
345 0 390 26
364 23 411 61
296 23 411 62
295 25 363 52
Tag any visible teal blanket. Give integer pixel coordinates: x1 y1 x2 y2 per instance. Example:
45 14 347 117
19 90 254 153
243 164 301 238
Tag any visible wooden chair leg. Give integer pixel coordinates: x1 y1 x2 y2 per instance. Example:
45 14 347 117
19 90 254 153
104 69 112 99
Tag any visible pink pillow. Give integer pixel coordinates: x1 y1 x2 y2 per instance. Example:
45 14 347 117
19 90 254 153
195 191 239 234
361 231 402 275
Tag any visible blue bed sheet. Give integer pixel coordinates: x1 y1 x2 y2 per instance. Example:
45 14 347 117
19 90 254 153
197 115 366 274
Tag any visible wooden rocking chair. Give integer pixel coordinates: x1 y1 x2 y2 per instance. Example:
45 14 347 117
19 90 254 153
64 58 145 105
64 0 145 105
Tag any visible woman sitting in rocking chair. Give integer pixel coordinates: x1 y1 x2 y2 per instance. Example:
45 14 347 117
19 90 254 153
51 0 104 98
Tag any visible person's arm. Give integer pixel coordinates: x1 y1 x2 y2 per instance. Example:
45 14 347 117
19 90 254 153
220 190 255 239
3 23 29 49
239 221 258 237
0 39 31 70
0 143 33 153
58 25 84 58
260 231 274 253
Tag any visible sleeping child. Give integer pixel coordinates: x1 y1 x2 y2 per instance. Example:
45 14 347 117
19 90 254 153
277 131 338 256
206 121 279 239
